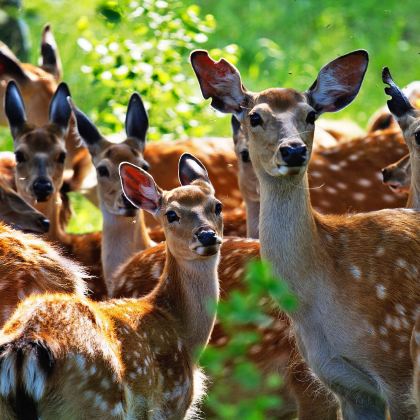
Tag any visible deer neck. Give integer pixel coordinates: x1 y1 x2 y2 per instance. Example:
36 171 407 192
101 205 152 290
151 247 220 358
407 155 420 210
245 198 260 239
258 170 323 303
36 192 70 245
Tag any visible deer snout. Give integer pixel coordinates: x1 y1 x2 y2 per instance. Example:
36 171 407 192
39 217 50 233
121 193 137 210
280 143 307 167
381 167 392 183
240 149 250 163
195 227 221 247
32 177 54 201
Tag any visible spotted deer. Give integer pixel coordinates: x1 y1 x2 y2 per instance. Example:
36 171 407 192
382 153 410 197
0 24 91 192
0 153 222 418
69 93 154 288
381 68 420 414
0 222 87 329
191 49 420 418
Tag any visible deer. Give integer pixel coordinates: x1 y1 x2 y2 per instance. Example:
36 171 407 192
0 221 87 329
191 48 420 418
380 68 420 415
0 24 92 193
0 153 222 419
68 93 154 289
382 153 411 197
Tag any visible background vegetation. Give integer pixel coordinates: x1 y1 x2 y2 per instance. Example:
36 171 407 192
0 2 418 417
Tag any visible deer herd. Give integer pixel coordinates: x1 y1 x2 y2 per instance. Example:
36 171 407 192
0 24 419 419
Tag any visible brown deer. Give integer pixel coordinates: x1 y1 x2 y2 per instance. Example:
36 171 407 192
0 175 50 234
381 68 420 414
191 49 420 418
0 222 87 329
69 94 154 289
382 153 410 197
0 24 91 192
0 154 222 419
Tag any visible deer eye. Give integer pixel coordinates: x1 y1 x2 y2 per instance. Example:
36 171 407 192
306 111 317 125
166 210 179 223
215 202 223 215
97 166 110 177
57 152 66 164
415 131 420 146
250 113 263 127
15 151 26 164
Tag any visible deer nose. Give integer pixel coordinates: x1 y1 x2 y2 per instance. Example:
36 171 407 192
121 193 137 209
280 144 307 167
240 149 250 163
196 228 218 246
39 218 50 233
32 178 53 199
381 168 391 183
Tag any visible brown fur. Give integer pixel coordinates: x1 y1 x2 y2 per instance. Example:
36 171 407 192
0 222 86 328
0 164 222 418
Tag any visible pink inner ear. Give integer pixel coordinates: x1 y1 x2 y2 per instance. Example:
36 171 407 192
120 164 159 212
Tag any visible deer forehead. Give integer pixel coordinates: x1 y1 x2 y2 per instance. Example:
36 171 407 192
252 88 307 114
18 129 65 151
99 143 142 164
165 184 214 209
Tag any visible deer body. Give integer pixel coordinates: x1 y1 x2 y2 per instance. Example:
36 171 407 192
0 154 222 418
191 49 420 418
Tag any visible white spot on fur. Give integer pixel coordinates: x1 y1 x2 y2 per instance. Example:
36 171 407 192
376 284 386 300
350 265 361 280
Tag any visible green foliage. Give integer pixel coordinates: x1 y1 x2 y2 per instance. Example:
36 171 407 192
200 259 297 419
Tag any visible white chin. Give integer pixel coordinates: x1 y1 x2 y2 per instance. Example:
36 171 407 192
275 166 303 176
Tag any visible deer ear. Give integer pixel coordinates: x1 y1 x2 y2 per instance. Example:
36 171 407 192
0 48 28 82
40 24 62 81
119 162 162 214
68 97 104 152
49 82 71 133
190 50 248 115
125 92 148 147
382 67 414 118
4 81 27 138
306 50 369 114
178 153 212 187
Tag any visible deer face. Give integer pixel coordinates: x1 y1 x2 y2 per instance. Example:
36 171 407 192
120 154 223 260
382 154 411 195
4 81 71 204
70 93 150 217
190 50 368 180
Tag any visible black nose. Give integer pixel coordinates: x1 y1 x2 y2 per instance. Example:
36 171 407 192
142 161 150 172
121 193 137 209
280 144 307 167
197 229 217 246
382 168 391 183
240 149 250 163
32 178 53 200
39 218 50 233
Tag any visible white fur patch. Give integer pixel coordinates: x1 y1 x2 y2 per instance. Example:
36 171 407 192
23 350 47 401
0 350 16 396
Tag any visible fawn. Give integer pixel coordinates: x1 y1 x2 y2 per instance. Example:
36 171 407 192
0 222 87 329
381 68 420 415
69 93 154 288
191 49 420 418
0 24 91 192
382 153 410 197
0 153 221 418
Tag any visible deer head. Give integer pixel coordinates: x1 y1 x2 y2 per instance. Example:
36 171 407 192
4 81 71 204
120 153 223 259
0 24 61 126
69 93 150 217
191 50 368 182
382 153 411 196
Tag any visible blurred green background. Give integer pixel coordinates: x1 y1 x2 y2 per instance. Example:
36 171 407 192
1 1 418 417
